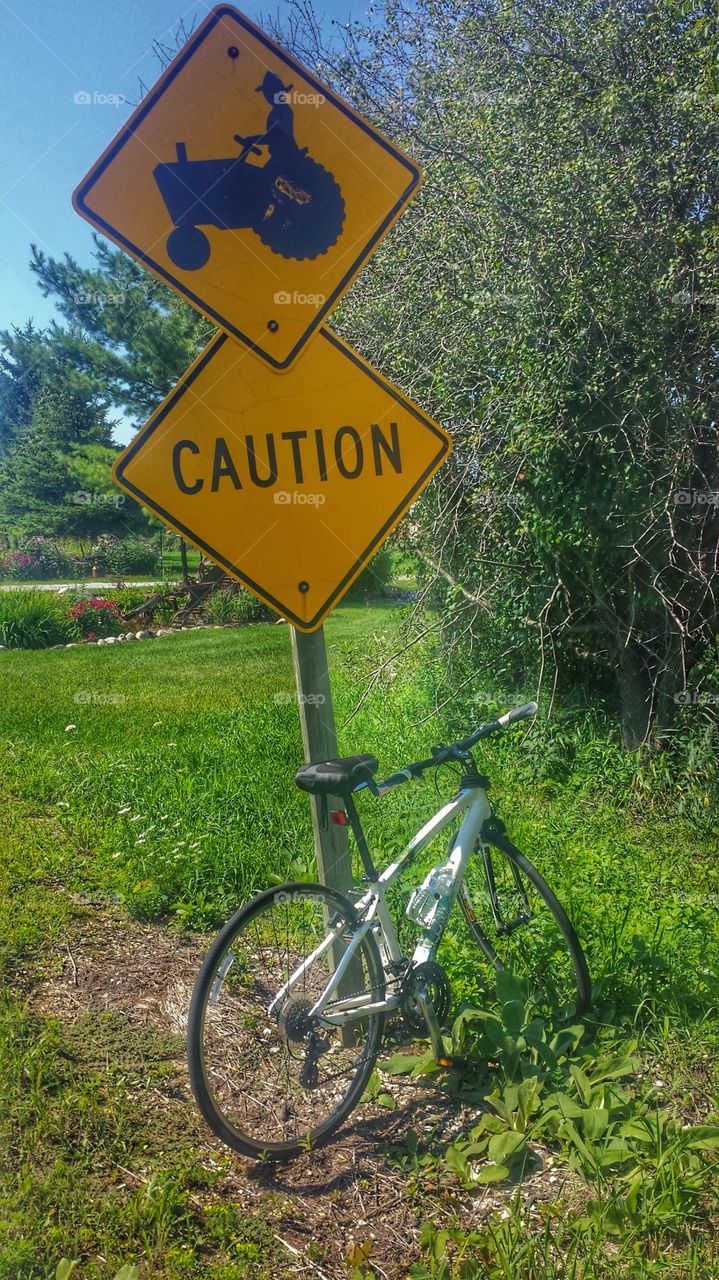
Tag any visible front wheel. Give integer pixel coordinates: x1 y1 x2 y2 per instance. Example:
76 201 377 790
166 223 211 270
458 830 591 1023
187 882 385 1159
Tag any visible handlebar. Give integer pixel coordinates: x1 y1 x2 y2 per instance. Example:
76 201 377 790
363 702 538 796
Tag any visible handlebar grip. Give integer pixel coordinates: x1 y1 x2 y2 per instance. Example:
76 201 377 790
497 701 538 729
380 769 414 789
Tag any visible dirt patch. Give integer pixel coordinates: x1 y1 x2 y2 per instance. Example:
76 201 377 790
26 899 580 1279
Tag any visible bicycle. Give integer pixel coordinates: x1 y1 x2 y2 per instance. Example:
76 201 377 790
187 701 591 1159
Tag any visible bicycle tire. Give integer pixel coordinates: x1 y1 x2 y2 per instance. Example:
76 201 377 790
457 831 591 1022
187 881 385 1159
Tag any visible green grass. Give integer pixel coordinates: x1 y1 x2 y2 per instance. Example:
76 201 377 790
2 599 718 1008
0 991 282 1280
2 602 719 1276
0 603 437 923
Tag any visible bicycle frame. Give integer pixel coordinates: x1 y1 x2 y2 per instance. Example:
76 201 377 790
267 783 492 1028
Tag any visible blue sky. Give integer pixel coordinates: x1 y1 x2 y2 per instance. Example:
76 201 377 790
0 0 367 397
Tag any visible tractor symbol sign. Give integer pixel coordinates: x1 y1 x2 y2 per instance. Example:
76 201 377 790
156 71 345 271
72 5 422 369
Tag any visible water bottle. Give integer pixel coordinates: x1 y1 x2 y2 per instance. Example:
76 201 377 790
406 865 454 927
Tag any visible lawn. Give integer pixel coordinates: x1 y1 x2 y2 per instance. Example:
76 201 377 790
2 604 719 1277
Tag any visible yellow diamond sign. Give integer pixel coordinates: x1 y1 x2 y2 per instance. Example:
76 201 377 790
72 4 422 369
112 329 452 630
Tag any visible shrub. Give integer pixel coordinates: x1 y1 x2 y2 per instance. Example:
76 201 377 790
206 587 272 625
92 534 160 576
0 591 73 648
110 586 177 627
344 545 394 600
0 551 42 581
101 587 150 615
19 537 73 579
67 596 123 639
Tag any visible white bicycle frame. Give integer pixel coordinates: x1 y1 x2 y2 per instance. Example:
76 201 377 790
267 782 492 1028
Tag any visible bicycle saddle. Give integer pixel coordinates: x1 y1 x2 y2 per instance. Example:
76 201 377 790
295 754 378 796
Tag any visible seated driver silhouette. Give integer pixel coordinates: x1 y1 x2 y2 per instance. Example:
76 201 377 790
240 70 307 168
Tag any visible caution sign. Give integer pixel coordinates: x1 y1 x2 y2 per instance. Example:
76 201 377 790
73 4 422 369
112 329 452 630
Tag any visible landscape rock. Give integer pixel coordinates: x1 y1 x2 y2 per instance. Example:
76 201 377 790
135 630 152 640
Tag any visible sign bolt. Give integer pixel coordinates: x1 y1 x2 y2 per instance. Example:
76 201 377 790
298 582 309 593
227 46 239 59
267 319 279 332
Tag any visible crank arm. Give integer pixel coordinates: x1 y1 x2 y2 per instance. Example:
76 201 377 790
415 982 467 1071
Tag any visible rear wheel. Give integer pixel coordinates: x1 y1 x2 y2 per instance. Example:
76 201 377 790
257 157 345 260
458 829 590 1022
187 882 385 1159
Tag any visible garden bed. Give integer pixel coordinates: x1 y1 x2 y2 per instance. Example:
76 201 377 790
0 585 274 650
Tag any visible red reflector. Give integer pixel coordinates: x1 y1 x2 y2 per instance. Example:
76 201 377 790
330 809 349 826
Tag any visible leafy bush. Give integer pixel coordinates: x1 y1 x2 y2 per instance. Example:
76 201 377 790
20 537 73 579
344 545 393 600
92 534 159 576
206 587 272 625
95 586 174 627
106 586 154 615
0 550 42 581
67 596 123 639
0 591 73 648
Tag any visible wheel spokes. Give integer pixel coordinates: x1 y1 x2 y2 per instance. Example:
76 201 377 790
462 848 582 1021
195 889 379 1150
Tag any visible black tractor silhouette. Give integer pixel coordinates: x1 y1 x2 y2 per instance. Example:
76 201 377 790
153 71 345 269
